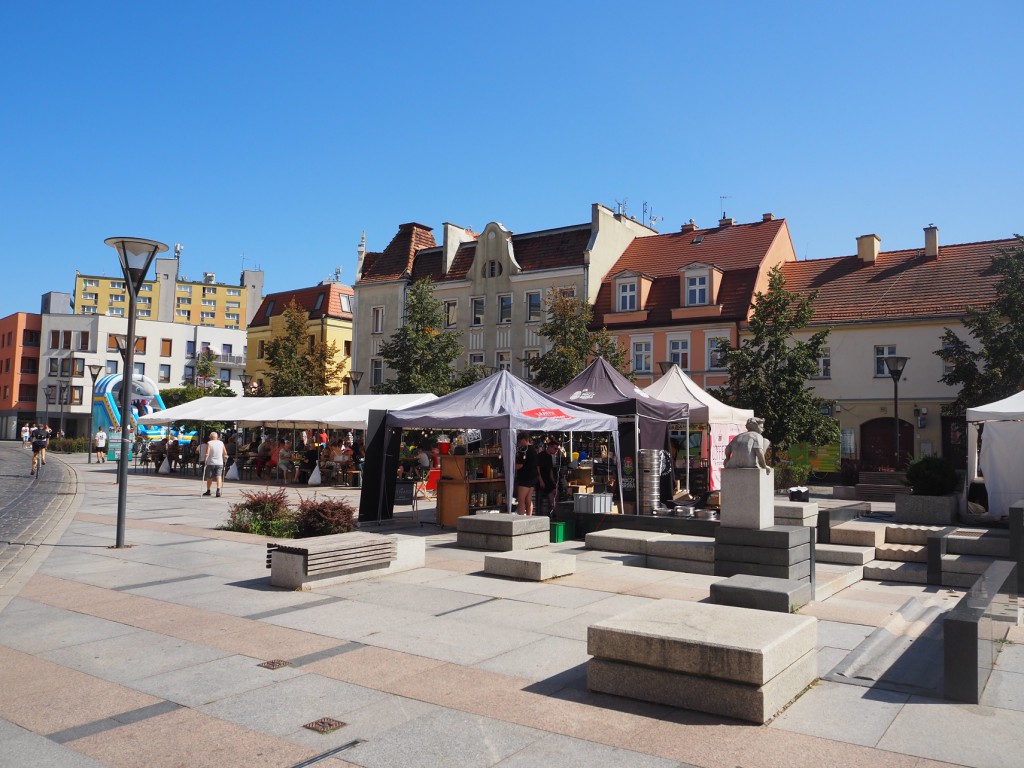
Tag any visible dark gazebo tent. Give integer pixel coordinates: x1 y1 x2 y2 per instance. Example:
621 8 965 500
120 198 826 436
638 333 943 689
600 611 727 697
550 357 689 512
359 370 621 523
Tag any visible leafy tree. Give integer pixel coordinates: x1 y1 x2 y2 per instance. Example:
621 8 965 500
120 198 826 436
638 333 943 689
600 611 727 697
719 264 838 460
374 279 478 396
937 236 1024 418
157 383 233 434
526 289 634 390
262 299 349 396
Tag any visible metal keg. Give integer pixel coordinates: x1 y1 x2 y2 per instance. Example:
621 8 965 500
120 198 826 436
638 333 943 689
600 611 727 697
638 449 668 515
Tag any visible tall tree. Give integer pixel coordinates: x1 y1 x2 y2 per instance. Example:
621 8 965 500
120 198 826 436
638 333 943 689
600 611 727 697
937 236 1024 418
263 299 348 395
374 279 478 395
526 289 633 390
720 264 838 459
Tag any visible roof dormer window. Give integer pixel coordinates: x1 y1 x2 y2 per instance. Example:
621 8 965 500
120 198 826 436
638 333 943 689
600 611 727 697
686 273 708 306
483 260 502 278
617 280 637 312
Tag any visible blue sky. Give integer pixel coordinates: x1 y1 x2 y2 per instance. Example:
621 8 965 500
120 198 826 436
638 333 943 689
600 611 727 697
2 2 1021 315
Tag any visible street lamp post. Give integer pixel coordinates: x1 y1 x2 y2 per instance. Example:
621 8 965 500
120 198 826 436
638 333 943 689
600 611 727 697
87 364 104 463
349 370 363 395
883 356 910 469
105 237 167 548
43 384 57 431
239 372 252 396
58 379 70 438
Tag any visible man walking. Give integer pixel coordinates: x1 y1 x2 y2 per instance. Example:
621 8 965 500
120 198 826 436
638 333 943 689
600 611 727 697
201 431 227 497
514 433 538 515
94 426 108 463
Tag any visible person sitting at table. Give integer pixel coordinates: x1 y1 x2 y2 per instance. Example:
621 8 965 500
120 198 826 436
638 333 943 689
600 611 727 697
167 439 182 472
277 440 295 480
253 437 274 478
294 445 319 483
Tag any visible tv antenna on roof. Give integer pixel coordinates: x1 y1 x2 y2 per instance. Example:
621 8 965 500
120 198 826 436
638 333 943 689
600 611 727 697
173 242 183 259
719 195 730 218
642 202 663 229
614 197 629 217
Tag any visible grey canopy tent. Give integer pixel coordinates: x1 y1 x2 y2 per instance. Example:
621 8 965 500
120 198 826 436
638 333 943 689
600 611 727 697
360 370 621 522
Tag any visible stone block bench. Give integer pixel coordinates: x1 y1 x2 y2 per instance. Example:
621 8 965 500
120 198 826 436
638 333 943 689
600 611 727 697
774 501 818 528
456 513 549 551
484 550 575 581
588 599 817 723
645 534 715 575
710 573 814 613
268 531 424 590
584 528 670 556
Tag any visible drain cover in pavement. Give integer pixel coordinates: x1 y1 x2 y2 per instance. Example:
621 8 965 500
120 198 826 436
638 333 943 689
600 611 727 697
304 718 346 734
258 659 291 670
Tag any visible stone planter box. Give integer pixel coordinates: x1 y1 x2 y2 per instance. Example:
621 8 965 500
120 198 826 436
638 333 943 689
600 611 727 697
893 493 959 525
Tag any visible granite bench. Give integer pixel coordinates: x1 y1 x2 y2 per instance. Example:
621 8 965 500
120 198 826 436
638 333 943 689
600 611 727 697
588 599 817 723
645 534 715 575
268 531 424 589
710 573 814 613
484 550 576 581
456 513 549 551
584 528 670 556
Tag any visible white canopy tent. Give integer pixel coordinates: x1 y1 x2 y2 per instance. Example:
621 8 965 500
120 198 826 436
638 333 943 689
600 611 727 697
642 364 755 491
966 390 1024 516
137 394 437 431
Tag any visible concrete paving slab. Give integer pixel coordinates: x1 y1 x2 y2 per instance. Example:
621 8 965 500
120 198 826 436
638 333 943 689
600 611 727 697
0 719 108 768
492 731 684 767
445 596 580 632
303 646 449 690
473 635 590 683
979 669 1024 712
130 653 305 707
263 598 428 641
770 679 908 746
282 693 441 752
509 583 612 610
365 614 549 666
993 641 1024 673
816 645 849 677
428 572 549 599
313 579 494 616
0 598 140 654
817 619 875 650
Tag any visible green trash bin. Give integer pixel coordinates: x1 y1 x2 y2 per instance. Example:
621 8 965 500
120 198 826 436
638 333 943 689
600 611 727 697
550 520 575 543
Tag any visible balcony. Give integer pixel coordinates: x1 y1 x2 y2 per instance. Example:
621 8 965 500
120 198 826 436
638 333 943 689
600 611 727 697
190 353 246 368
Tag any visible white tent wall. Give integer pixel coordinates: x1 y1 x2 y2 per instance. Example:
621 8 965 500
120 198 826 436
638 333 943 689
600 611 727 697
977 420 1024 517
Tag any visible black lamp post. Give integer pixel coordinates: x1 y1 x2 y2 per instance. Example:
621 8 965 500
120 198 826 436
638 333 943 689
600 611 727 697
349 370 363 395
105 236 167 548
87 364 104 463
43 384 57 430
883 355 909 469
57 379 70 437
239 372 252 396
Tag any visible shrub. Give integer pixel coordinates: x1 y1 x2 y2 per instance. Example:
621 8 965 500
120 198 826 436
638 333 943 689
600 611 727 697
48 436 90 453
224 488 296 537
295 494 357 538
905 455 959 496
773 456 810 490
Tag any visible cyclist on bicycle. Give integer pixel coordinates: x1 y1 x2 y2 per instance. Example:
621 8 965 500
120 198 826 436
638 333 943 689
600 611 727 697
30 423 49 475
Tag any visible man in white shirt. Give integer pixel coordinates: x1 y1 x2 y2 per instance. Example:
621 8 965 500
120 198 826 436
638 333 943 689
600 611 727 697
201 431 227 498
94 427 108 463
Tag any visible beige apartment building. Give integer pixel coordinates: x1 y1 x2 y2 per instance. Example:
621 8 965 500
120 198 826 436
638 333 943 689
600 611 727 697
72 253 264 330
353 204 656 388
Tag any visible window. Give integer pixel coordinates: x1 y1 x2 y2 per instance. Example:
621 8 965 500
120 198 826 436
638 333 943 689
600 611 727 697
161 339 172 356
83 278 98 287
50 330 72 350
264 300 275 317
340 295 352 312
313 293 324 311
618 281 637 311
559 286 576 298
201 299 216 307
139 283 152 292
135 337 146 354
176 298 192 306
225 313 239 322
106 359 118 374
109 307 125 317
483 260 502 277
707 334 730 370
941 341 955 377
183 365 194 383
23 330 40 347
20 358 38 374
200 311 216 320
308 335 316 354
370 358 383 387
523 349 540 378
110 281 125 291
226 301 240 309
874 345 897 377
444 300 458 328
471 297 485 326
70 358 85 377
226 288 241 296
137 296 152 305
668 337 689 369
526 291 542 322
632 341 652 374
687 274 708 305
19 383 37 400
133 362 145 376
219 369 231 383
203 286 217 296
200 342 211 353
496 351 511 371
109 294 125 303
71 386 83 405
257 340 265 359
175 310 190 318
137 309 151 318
343 340 351 356
82 292 98 301
159 364 171 383
78 331 90 351
372 306 384 334
469 353 485 368
49 331 58 349
498 294 512 323
813 347 832 379
222 344 233 355
177 285 192 294
82 306 96 315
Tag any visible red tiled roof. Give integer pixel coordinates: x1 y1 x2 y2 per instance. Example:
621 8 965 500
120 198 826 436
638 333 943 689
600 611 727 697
437 225 592 282
593 219 788 326
250 283 354 326
781 238 1015 324
358 223 437 283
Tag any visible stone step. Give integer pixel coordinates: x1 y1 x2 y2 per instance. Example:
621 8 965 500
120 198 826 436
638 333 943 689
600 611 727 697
858 471 908 486
585 528 670 555
875 543 927 563
947 529 1011 558
814 563 864 601
885 524 945 546
863 560 929 584
830 521 887 548
941 553 995 575
815 542 875 566
853 483 912 502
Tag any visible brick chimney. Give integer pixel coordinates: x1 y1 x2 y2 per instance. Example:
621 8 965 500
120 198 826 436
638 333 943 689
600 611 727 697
762 213 775 222
718 214 735 227
924 224 939 260
857 234 881 264
680 219 698 233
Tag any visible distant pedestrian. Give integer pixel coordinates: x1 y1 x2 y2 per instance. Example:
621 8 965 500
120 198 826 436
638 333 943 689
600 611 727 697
94 427 108 463
21 423 30 448
201 431 227 497
514 433 538 515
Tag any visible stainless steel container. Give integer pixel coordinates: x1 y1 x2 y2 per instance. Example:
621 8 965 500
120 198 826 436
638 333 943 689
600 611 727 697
638 449 668 515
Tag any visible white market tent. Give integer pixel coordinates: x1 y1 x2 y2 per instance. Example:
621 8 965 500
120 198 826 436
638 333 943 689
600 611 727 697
642 364 755 491
966 390 1024 516
137 393 437 431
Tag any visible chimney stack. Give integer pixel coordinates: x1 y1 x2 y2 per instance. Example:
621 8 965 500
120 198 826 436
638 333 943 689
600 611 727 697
924 224 939 260
762 213 775 222
857 234 881 264
718 214 735 227
680 219 698 233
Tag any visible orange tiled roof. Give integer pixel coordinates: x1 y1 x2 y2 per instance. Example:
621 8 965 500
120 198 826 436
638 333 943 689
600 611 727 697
593 219 787 326
358 223 437 283
436 224 592 282
250 283 353 326
781 238 1015 324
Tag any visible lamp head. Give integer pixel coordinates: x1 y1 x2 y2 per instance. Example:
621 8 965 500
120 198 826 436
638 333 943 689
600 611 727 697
104 237 168 294
883 355 909 382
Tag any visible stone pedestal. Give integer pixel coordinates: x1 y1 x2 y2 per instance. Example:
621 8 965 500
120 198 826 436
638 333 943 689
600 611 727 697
720 468 774 529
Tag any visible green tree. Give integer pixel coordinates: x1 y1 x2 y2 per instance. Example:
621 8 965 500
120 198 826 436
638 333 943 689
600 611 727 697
937 235 1024 418
158 383 234 434
374 279 477 396
263 299 349 396
526 289 633 390
719 264 838 460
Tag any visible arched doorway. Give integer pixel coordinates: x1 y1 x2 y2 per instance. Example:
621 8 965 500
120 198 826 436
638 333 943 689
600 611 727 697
860 417 914 470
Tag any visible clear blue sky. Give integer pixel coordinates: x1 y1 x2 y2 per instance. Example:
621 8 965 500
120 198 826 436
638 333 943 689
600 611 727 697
2 2 1021 315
